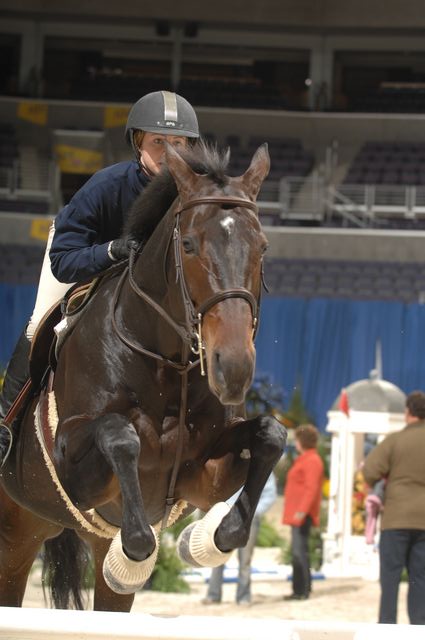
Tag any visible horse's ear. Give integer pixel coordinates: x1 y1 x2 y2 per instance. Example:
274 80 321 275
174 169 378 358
240 143 270 201
165 143 198 201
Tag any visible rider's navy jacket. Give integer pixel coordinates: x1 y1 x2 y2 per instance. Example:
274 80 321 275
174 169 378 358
49 160 149 283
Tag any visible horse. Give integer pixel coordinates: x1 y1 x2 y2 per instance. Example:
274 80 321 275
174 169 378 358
0 140 287 611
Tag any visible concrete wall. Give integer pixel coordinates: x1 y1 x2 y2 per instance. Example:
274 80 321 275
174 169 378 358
1 1 423 30
2 95 425 162
2 212 425 265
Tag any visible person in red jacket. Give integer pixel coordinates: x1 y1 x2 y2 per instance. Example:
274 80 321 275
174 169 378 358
282 423 324 600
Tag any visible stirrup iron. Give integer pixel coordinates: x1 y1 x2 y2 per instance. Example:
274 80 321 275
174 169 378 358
0 422 13 468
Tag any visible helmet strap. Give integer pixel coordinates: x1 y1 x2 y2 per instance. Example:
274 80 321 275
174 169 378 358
139 156 156 178
131 129 145 164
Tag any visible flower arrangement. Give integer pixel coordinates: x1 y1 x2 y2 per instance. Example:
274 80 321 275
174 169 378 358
245 372 285 418
352 469 367 535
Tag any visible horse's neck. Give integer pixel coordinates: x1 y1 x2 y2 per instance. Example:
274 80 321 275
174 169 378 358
137 208 173 288
119 223 188 360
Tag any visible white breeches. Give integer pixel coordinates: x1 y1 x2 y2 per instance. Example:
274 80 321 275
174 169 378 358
26 223 75 340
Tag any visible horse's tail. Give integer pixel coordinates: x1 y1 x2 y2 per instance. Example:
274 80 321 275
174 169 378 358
42 528 90 610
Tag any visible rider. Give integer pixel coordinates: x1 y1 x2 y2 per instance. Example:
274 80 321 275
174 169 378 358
0 90 199 465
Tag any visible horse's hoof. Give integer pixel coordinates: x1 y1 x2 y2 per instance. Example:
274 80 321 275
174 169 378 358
103 528 159 595
176 501 233 568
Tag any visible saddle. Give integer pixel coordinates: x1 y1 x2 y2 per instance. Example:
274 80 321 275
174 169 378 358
4 278 100 429
32 277 100 384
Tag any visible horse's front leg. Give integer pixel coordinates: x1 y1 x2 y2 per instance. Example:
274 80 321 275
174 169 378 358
214 415 286 552
177 415 286 566
55 413 158 594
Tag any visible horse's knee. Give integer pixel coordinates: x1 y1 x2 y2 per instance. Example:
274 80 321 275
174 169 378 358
255 416 287 460
96 414 140 461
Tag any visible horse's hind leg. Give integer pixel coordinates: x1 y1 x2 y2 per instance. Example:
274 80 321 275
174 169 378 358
0 485 60 606
56 413 158 594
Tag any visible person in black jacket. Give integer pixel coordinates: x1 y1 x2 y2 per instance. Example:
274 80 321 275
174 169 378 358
0 90 199 466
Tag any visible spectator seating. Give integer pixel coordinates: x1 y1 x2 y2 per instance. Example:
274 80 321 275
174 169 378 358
226 135 315 202
0 244 44 285
343 141 425 186
350 85 425 114
0 123 19 169
2 244 423 303
265 258 425 302
67 70 294 110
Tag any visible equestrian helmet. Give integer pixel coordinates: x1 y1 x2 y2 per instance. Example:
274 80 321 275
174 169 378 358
125 91 199 151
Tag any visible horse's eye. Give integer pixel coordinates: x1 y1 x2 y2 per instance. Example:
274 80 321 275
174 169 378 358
262 242 269 255
182 237 195 254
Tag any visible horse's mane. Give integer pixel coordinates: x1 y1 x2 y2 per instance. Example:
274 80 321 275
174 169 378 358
124 139 231 243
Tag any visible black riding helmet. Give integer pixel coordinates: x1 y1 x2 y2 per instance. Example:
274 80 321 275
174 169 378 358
125 90 199 157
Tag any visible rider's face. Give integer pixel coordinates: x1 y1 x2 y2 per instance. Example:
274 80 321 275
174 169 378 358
140 133 187 175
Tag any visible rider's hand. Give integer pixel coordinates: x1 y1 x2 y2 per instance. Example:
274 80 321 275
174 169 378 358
108 237 139 262
293 511 306 524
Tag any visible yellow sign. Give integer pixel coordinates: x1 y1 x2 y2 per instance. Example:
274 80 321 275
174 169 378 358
17 101 48 126
55 144 103 174
103 105 130 129
30 218 52 242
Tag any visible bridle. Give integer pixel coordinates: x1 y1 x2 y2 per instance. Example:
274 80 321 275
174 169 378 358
111 194 263 528
112 195 262 375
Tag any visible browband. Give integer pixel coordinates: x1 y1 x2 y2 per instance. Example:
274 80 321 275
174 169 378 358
175 196 258 215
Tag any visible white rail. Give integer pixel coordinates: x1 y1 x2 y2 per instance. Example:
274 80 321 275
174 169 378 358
0 608 297 640
0 608 424 640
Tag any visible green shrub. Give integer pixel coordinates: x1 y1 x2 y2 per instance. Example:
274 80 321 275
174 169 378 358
149 534 191 593
278 528 322 570
256 518 285 548
167 513 195 539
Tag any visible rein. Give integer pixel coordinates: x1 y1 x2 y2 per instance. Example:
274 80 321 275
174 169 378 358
111 194 262 528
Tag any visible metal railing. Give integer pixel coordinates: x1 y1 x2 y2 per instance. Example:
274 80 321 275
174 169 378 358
0 155 60 214
257 177 425 228
2 155 425 228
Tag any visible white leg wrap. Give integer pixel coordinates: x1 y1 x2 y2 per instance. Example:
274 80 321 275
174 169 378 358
103 528 159 595
176 501 233 568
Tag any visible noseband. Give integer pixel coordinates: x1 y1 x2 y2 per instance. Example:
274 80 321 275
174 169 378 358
112 194 261 374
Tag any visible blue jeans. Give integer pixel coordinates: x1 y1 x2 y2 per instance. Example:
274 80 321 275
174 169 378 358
379 528 425 624
206 515 261 603
290 516 312 597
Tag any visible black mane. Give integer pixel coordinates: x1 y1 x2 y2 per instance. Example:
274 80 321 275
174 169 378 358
124 139 231 243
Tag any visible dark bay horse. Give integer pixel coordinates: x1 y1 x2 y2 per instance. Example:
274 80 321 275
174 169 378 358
0 141 286 611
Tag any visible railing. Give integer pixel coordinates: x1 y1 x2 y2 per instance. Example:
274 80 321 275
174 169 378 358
258 176 326 223
0 606 422 640
0 155 60 214
2 156 425 228
336 183 425 221
257 178 425 228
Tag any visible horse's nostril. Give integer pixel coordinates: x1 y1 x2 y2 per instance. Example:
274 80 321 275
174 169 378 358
212 351 225 387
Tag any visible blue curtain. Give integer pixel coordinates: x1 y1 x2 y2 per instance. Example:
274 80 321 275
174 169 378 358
3 285 425 431
256 296 425 430
0 284 37 367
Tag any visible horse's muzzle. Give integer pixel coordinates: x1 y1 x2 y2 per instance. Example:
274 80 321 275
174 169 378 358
207 346 255 405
